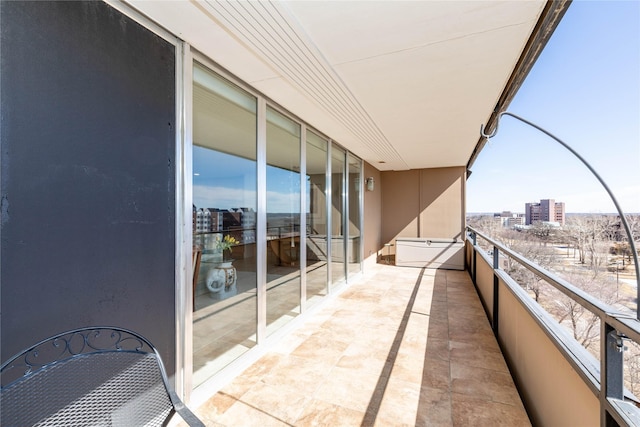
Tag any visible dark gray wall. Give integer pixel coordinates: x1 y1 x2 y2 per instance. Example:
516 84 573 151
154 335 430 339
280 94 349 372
1 1 177 372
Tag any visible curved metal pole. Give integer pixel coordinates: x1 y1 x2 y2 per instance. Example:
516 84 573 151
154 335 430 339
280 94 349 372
481 111 640 319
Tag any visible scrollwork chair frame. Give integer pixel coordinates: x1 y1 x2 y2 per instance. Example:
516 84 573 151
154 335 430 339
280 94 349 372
0 326 204 427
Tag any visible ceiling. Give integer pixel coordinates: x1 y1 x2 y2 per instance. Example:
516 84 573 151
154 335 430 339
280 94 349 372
126 0 564 171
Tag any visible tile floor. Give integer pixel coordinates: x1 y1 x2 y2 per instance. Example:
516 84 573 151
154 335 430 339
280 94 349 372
192 262 330 385
189 264 530 426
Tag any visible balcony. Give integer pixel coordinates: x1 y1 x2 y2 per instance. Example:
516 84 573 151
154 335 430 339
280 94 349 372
188 264 529 426
185 226 640 426
6 2 636 426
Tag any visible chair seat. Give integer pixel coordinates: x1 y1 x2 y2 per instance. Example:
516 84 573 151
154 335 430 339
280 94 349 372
1 327 204 427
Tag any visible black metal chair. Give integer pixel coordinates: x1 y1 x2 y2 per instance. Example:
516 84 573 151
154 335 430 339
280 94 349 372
0 326 205 427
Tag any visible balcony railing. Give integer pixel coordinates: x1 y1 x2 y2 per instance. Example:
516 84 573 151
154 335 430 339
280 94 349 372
466 226 640 426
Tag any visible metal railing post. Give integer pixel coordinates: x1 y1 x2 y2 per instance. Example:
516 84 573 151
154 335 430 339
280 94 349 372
467 225 640 425
471 231 477 285
601 321 624 426
492 245 500 333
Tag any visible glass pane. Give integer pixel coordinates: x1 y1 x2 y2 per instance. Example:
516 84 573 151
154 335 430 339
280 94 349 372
306 131 328 305
266 107 301 335
192 62 257 386
331 144 346 287
348 153 362 278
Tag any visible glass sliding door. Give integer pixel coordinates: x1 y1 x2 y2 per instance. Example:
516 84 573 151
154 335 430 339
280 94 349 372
192 63 257 386
330 144 346 287
265 107 301 335
305 131 328 306
347 153 362 278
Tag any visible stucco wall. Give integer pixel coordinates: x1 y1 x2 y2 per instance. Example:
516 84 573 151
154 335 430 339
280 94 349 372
362 162 382 268
379 167 466 255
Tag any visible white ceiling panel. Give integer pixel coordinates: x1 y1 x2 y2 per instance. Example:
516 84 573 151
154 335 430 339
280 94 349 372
127 0 552 171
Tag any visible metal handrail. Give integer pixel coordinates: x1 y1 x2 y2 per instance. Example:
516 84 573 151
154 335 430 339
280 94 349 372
480 111 640 319
468 226 640 345
467 226 640 426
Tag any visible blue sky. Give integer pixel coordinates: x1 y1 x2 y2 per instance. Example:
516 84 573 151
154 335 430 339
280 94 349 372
467 1 640 214
193 146 301 212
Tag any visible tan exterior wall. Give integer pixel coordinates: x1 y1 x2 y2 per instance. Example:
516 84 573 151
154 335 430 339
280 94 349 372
470 248 599 426
497 277 599 426
381 169 420 246
381 166 465 255
363 162 382 268
475 254 494 320
418 167 465 240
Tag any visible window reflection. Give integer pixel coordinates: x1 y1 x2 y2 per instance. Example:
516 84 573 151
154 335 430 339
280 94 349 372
348 153 362 278
189 63 364 387
191 63 257 385
306 132 328 305
266 107 301 336
331 145 346 287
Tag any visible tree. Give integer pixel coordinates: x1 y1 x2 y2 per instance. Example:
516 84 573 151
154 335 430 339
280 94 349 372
529 221 555 246
564 215 619 267
546 271 620 356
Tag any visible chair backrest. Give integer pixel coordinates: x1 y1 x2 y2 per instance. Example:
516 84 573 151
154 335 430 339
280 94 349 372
1 327 184 427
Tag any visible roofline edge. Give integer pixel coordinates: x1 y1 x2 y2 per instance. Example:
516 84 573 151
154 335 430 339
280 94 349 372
466 0 572 173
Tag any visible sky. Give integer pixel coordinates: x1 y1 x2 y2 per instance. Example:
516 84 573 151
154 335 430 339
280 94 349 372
466 0 640 214
193 146 302 212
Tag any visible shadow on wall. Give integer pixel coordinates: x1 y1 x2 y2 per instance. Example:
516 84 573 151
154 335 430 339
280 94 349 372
380 167 465 256
363 162 382 262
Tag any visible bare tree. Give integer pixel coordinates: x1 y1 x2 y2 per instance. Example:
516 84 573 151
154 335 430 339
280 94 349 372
529 221 555 246
564 217 591 264
468 212 640 392
564 215 620 267
625 342 640 396
547 271 619 356
486 227 558 303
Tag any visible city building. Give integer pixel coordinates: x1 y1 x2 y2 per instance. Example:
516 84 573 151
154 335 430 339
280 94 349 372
507 215 527 228
4 2 629 425
525 199 566 225
494 211 526 227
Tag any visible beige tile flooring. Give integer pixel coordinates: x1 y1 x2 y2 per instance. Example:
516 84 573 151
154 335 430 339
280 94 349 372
192 262 330 385
190 264 530 426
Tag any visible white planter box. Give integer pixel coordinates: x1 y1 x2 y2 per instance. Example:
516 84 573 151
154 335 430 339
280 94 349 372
395 238 464 270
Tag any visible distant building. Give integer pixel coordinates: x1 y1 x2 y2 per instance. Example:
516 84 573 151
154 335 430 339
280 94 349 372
525 199 565 226
493 211 526 228
506 215 526 227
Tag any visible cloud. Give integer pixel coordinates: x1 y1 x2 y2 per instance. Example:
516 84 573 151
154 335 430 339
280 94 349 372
194 185 301 213
194 185 256 210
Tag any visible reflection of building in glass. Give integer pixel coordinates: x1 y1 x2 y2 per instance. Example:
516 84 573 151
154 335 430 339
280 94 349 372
193 206 256 243
525 199 565 225
194 207 224 233
227 208 256 243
